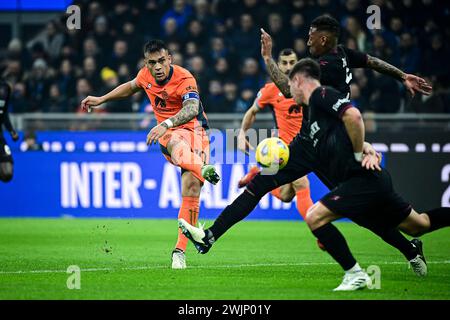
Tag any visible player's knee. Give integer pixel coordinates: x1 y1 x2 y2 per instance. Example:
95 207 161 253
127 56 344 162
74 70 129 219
410 214 431 236
181 173 202 197
304 207 319 226
293 176 309 190
279 188 295 202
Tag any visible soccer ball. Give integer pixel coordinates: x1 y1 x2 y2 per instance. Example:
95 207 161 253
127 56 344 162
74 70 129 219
255 137 290 170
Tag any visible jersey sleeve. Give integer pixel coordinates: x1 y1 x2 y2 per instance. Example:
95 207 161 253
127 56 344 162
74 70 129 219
312 86 354 119
135 68 147 89
254 85 272 110
177 77 200 104
342 46 368 68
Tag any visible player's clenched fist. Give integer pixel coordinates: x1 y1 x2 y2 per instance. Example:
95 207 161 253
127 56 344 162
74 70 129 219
146 123 168 145
81 96 104 112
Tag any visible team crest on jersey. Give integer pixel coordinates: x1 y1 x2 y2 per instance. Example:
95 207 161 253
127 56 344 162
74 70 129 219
278 92 283 97
147 83 152 89
161 90 169 100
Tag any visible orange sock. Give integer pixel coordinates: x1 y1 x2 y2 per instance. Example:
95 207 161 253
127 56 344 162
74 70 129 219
170 142 204 182
270 187 282 200
296 188 314 219
175 196 200 251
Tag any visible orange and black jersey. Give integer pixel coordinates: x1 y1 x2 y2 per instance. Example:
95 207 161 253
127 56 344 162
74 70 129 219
135 64 209 131
255 82 303 144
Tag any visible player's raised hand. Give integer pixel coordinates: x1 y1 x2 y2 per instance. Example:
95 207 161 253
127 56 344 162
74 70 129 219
362 153 382 171
260 28 273 61
403 74 432 97
81 95 104 112
237 132 254 155
146 123 168 145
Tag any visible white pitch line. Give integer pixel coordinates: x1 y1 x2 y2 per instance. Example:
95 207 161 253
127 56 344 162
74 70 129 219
0 260 449 275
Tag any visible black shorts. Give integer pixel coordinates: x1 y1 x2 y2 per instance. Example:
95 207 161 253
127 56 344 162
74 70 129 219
0 138 13 163
320 169 412 232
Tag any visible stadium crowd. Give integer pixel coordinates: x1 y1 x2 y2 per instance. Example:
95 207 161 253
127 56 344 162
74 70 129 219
0 0 449 115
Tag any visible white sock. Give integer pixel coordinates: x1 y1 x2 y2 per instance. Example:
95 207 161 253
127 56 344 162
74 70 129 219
346 262 362 273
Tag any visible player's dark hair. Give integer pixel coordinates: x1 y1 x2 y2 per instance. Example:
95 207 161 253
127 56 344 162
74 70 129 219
311 15 340 39
278 48 296 60
288 58 321 81
143 39 168 54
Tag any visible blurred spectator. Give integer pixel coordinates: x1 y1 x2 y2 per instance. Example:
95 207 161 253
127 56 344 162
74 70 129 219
23 131 43 151
10 82 28 113
420 33 450 79
55 59 76 100
204 79 225 113
369 71 402 113
192 0 214 32
91 16 114 55
398 32 420 74
28 21 65 62
161 17 183 44
235 89 255 113
186 20 208 48
187 56 208 94
293 38 307 58
289 13 308 40
107 39 133 71
45 84 67 112
210 58 233 83
231 14 260 61
25 59 51 112
161 0 193 30
140 0 163 39
69 78 92 112
99 68 132 112
266 13 290 56
1 60 23 86
82 56 102 91
222 82 240 113
171 52 184 66
344 16 368 52
239 58 265 93
350 83 369 112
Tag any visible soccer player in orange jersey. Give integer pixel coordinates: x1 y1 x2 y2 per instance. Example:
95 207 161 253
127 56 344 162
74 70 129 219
81 40 220 269
237 49 314 220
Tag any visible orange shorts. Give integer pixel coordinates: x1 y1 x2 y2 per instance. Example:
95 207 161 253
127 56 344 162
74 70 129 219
158 127 210 168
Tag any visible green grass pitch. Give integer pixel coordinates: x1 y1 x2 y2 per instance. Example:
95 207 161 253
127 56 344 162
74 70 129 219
0 218 449 300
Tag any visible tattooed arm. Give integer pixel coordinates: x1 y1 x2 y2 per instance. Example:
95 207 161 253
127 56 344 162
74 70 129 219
166 98 199 127
146 98 199 145
260 28 292 98
366 55 432 96
366 55 405 81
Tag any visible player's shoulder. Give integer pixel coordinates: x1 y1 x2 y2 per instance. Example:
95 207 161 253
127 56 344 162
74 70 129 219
311 86 344 103
172 64 195 80
260 82 279 95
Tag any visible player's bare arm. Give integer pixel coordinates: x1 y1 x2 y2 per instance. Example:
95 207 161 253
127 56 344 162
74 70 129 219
238 103 260 155
341 107 365 161
261 28 292 98
81 78 140 112
366 55 432 96
146 98 199 145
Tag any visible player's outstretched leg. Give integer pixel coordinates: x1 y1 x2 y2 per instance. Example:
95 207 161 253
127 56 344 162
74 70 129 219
169 138 220 185
305 203 371 291
172 172 201 269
